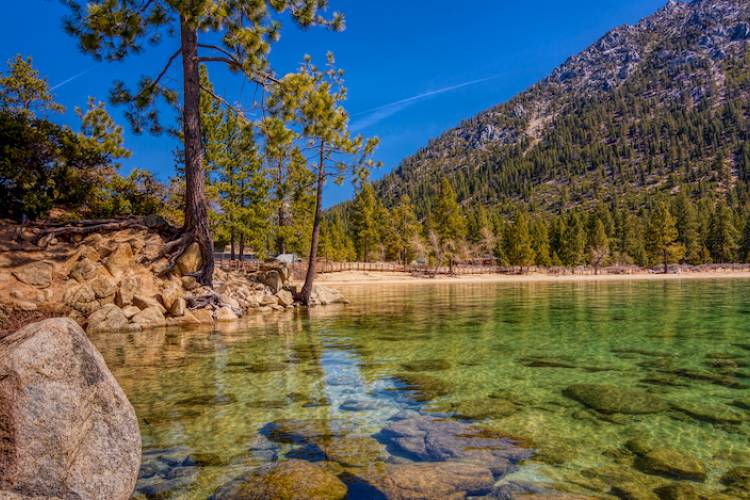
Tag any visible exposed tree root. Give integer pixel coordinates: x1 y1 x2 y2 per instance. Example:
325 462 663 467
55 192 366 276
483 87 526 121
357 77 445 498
23 215 214 287
155 227 214 286
186 292 221 310
28 216 181 247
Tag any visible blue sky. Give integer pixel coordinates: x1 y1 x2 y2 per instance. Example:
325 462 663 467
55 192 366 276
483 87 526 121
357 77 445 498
1 0 669 206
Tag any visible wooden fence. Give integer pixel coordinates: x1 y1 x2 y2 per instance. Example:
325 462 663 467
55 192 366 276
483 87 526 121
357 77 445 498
215 255 509 280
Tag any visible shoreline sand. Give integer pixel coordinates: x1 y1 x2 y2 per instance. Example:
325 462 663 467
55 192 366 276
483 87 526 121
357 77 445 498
312 270 750 286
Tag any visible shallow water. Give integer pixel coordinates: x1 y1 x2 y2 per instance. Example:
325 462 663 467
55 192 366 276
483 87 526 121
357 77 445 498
89 279 750 499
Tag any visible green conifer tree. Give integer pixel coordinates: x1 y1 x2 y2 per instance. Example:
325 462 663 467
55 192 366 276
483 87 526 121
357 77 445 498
647 202 684 273
62 0 343 285
588 219 609 274
269 53 378 304
351 183 378 261
708 200 739 263
0 55 64 117
508 210 536 273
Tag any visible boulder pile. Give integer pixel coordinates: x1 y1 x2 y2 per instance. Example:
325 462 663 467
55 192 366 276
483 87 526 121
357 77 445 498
0 221 346 334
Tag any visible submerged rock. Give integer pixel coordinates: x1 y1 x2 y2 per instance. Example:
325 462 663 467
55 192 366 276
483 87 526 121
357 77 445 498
0 318 141 500
212 460 347 500
611 481 660 500
378 412 531 472
653 482 705 500
521 356 579 368
447 398 517 420
563 384 667 414
636 448 706 481
671 402 745 424
721 466 750 494
265 419 354 444
624 438 656 456
394 373 455 402
354 462 495 499
320 436 387 467
400 358 452 372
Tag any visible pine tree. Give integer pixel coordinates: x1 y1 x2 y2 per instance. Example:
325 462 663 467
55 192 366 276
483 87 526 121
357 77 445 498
259 115 306 256
432 179 467 270
560 213 586 269
0 55 64 117
530 217 552 267
434 179 467 244
588 219 609 274
708 200 739 263
647 202 684 273
351 183 378 261
674 191 702 264
269 54 378 304
62 0 343 286
507 210 535 273
740 216 750 263
389 195 422 265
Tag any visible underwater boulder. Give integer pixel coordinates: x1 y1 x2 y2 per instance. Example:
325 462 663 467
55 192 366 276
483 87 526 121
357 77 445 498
636 448 706 481
212 459 347 500
671 402 745 424
563 384 667 415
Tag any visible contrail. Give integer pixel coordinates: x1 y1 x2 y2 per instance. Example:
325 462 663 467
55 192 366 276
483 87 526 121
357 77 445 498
51 67 96 91
351 74 501 118
350 74 501 131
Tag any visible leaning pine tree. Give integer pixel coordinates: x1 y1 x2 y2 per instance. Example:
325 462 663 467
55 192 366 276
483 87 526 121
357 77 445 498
61 0 343 286
268 54 379 304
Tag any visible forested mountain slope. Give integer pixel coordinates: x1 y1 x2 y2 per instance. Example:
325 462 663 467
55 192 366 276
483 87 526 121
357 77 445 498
377 0 750 217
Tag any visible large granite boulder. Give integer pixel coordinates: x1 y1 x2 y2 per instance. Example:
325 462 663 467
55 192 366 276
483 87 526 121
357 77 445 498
0 318 141 499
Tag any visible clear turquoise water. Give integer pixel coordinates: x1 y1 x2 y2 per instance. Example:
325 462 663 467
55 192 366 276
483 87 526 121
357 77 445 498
89 279 750 499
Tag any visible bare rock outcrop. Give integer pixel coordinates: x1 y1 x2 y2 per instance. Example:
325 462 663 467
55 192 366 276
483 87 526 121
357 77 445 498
0 318 141 499
0 220 345 333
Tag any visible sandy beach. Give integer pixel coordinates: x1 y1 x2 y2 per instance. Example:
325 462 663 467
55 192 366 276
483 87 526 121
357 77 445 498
315 269 750 286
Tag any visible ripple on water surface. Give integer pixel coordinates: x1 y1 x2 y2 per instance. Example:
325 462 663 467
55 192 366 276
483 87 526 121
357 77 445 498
88 279 750 499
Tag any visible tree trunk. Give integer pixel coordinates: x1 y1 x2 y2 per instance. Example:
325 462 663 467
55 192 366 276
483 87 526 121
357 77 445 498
230 230 236 261
239 234 245 261
663 248 668 274
301 142 325 305
180 16 214 286
276 161 287 256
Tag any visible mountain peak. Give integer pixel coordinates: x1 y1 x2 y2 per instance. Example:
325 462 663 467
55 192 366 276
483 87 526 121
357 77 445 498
377 0 750 213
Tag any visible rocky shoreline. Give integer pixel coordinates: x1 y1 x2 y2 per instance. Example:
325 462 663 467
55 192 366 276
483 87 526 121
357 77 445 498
0 221 346 335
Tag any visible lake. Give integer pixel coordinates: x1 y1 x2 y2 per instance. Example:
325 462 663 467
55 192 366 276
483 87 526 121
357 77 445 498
89 279 750 499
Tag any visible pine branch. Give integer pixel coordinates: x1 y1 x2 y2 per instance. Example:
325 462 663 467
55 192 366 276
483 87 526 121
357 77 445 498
199 82 245 118
139 48 181 98
198 55 280 85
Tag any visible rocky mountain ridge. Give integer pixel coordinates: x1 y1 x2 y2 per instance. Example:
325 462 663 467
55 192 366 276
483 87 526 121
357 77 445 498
377 0 750 213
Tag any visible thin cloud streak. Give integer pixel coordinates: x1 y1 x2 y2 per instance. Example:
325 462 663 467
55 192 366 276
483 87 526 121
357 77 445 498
51 67 96 91
350 74 501 131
